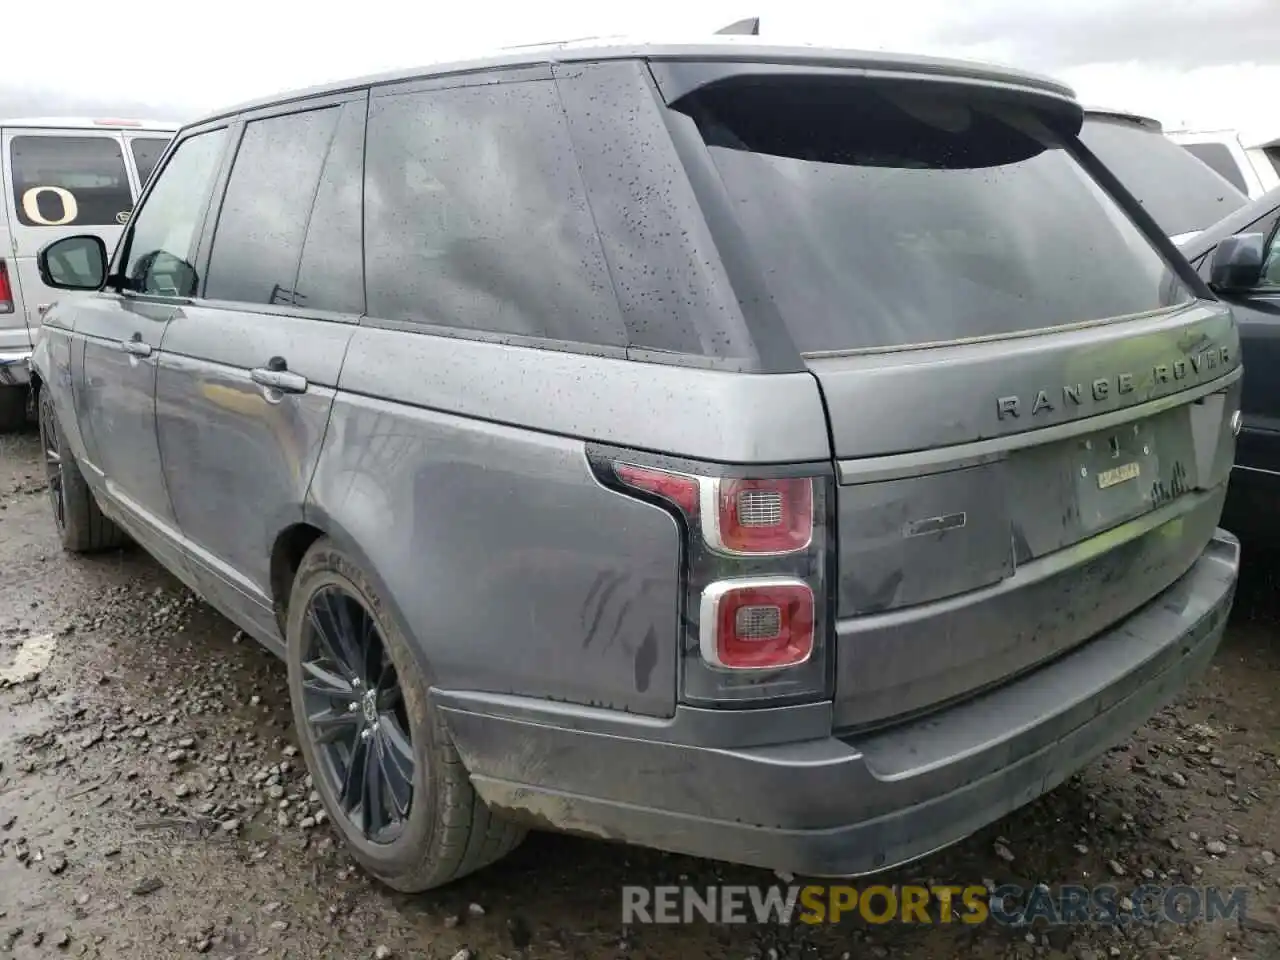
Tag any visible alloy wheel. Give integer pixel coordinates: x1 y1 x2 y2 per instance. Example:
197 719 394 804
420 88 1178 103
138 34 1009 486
300 586 415 843
38 399 65 531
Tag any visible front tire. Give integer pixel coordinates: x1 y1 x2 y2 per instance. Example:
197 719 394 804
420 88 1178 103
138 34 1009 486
37 388 126 553
285 538 525 891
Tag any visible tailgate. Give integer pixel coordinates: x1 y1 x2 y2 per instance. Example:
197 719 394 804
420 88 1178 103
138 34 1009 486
814 303 1240 728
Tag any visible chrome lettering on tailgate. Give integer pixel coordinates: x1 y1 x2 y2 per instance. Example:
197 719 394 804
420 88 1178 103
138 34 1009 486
995 344 1232 421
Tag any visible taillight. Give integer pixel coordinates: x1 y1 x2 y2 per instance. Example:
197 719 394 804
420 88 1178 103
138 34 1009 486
702 477 813 555
604 456 831 706
0 261 12 314
701 578 814 670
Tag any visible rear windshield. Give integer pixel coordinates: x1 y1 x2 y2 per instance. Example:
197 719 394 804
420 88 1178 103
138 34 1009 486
680 81 1194 354
9 135 133 227
1080 119 1248 235
1179 140 1250 195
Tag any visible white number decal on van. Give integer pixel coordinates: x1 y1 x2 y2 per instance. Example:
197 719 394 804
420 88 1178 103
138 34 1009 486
21 186 79 226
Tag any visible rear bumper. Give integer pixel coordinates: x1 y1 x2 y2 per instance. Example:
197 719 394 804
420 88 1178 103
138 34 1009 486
0 349 31 387
437 529 1239 876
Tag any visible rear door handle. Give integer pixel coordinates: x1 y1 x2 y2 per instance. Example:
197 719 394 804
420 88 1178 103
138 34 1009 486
250 367 308 394
119 339 152 357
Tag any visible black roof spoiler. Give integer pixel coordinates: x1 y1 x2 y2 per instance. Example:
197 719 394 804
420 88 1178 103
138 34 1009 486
715 17 760 35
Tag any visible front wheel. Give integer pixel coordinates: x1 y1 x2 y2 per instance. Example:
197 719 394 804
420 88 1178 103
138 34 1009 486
37 388 126 553
285 539 525 891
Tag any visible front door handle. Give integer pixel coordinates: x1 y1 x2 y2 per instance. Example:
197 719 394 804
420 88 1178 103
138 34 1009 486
119 338 152 357
250 366 308 394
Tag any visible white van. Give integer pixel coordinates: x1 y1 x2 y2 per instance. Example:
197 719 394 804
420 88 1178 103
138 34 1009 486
0 117 178 429
1167 128 1280 200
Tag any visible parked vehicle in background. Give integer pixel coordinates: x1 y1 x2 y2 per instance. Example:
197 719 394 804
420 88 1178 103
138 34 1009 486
1169 128 1280 200
1079 109 1248 245
1177 185 1280 541
0 117 177 430
30 40 1241 890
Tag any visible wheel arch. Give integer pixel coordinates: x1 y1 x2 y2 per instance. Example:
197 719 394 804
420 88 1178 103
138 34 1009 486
269 510 440 688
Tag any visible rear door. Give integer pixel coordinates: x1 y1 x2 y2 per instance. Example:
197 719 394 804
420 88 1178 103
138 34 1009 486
673 74 1241 728
155 95 362 644
2 128 134 338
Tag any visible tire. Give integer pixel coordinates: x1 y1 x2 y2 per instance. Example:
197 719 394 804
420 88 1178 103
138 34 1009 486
37 388 126 553
285 538 525 891
0 386 28 432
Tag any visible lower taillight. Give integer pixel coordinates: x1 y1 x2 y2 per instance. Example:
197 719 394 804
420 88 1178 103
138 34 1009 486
0 260 12 314
602 455 831 706
701 578 814 670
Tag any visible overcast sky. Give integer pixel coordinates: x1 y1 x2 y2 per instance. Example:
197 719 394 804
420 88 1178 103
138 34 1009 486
3 0 1277 138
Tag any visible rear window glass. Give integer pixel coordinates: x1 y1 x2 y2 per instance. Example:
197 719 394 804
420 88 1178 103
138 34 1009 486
9 135 133 227
1265 146 1280 178
681 82 1193 354
1178 140 1249 194
130 137 170 186
1078 121 1247 234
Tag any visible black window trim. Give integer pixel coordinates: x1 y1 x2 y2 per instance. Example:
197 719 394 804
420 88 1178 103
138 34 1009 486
108 120 236 306
188 89 369 326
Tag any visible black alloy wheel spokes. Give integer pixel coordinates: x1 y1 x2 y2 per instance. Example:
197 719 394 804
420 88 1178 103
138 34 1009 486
39 401 65 530
300 586 414 843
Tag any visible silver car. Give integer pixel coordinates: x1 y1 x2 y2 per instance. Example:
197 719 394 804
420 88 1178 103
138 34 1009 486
29 40 1242 891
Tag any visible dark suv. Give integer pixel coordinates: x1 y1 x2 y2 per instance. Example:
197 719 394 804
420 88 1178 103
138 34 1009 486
30 41 1241 890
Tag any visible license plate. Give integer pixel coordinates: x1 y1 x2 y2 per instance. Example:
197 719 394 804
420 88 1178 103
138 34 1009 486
1097 461 1141 490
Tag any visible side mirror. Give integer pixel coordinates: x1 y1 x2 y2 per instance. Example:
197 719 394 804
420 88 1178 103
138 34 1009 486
1209 232 1266 292
37 235 108 291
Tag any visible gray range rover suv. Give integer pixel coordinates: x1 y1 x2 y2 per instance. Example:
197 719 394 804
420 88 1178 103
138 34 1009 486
29 40 1242 890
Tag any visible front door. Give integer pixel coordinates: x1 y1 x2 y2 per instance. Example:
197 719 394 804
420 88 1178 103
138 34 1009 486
73 125 230 568
154 97 364 644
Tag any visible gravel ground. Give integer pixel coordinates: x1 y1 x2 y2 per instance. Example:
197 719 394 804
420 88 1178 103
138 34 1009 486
0 427 1277 960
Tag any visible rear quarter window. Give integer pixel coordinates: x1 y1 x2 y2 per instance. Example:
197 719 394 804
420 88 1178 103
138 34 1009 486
677 80 1193 354
9 135 133 227
363 77 627 348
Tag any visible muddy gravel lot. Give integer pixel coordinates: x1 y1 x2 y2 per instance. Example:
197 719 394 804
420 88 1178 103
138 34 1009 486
0 426 1277 960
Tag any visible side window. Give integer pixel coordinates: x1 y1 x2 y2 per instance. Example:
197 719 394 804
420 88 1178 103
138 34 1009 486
1262 219 1280 287
1182 142 1249 194
204 107 340 306
364 79 626 346
293 102 366 315
129 137 171 187
1267 147 1280 179
9 135 132 227
123 128 228 297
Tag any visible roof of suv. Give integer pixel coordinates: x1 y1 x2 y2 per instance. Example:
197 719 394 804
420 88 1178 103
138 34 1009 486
195 37 1077 126
0 117 181 131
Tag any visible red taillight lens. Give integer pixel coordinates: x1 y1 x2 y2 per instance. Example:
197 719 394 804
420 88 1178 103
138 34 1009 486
614 463 700 515
0 261 12 314
704 477 813 555
701 579 814 670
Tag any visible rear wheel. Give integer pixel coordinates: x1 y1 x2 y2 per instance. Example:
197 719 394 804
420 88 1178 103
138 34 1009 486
37 388 125 552
0 386 27 432
286 539 525 891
